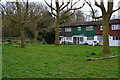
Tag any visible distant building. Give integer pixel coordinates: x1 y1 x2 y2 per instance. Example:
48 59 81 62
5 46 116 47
59 19 120 46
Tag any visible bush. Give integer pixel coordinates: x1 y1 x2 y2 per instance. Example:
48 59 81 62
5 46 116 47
13 41 17 43
25 41 30 43
4 43 12 46
45 31 55 44
6 39 11 43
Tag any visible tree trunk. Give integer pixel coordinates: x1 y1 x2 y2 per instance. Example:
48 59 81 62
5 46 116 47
34 30 39 43
55 2 60 46
55 15 60 46
85 56 118 61
102 16 111 55
20 24 25 48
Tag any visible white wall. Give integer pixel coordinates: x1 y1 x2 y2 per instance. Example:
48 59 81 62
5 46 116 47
60 35 120 46
60 36 73 44
109 36 120 46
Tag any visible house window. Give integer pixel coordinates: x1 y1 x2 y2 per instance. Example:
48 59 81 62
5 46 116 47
87 37 94 40
78 27 81 31
112 25 120 30
59 28 62 32
86 26 93 31
113 36 120 40
79 37 83 41
100 26 103 30
65 27 71 32
66 37 72 40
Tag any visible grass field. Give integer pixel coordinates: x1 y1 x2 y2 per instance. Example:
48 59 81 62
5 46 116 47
2 45 119 78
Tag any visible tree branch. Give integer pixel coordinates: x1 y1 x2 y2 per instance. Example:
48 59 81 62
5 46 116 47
111 7 120 14
85 55 118 61
94 0 106 13
51 0 57 17
59 1 64 9
63 2 85 15
72 0 81 7
0 3 13 15
0 3 18 23
22 0 29 25
70 9 76 16
51 10 57 17
60 1 70 11
94 0 101 8
85 0 102 19
44 0 56 11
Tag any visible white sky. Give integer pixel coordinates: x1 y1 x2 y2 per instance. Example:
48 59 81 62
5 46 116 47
1 0 120 19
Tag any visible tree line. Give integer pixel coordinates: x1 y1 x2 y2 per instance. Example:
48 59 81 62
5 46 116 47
1 0 120 55
1 0 85 45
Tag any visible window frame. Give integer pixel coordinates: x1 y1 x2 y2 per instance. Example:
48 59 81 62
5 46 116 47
112 25 120 30
59 28 62 32
86 26 93 31
113 36 120 40
78 27 81 31
65 27 71 32
87 37 94 40
66 37 72 40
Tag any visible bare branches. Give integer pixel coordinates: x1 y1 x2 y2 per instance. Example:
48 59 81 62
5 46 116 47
0 3 13 15
62 1 85 15
85 0 102 19
72 0 81 7
22 0 29 25
44 0 56 17
59 1 64 9
111 7 120 14
44 0 84 17
44 0 56 11
94 0 101 8
0 3 18 23
60 2 70 11
93 0 106 14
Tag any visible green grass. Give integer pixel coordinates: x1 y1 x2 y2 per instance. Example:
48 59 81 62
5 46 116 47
2 45 119 78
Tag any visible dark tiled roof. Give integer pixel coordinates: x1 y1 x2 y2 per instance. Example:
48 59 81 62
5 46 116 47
60 19 120 27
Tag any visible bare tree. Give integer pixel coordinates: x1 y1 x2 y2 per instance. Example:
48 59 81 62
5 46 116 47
44 0 84 46
85 0 120 55
60 10 86 24
1 0 29 48
74 10 86 22
34 12 53 43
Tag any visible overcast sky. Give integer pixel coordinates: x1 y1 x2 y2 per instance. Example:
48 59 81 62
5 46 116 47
1 0 120 19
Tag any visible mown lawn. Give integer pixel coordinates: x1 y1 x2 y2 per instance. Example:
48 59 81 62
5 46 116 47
2 45 119 78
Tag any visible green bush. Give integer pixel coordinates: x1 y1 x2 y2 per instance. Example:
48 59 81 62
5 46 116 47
6 39 11 43
4 43 12 46
13 41 17 43
25 41 30 43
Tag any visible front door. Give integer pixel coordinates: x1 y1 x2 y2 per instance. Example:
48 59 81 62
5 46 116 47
73 37 79 44
73 37 76 44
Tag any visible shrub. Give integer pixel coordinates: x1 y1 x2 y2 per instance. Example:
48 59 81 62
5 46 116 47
6 39 11 43
4 43 12 46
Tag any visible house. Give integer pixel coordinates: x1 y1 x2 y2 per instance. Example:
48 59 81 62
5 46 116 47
59 19 120 46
